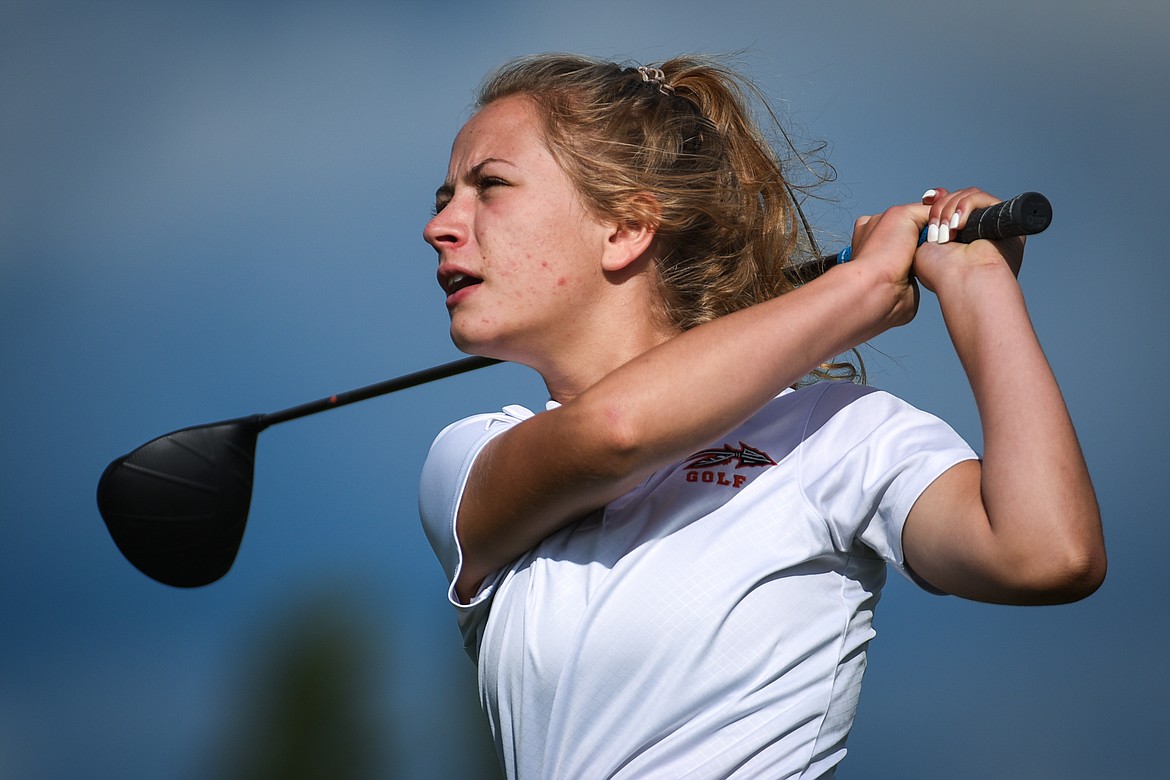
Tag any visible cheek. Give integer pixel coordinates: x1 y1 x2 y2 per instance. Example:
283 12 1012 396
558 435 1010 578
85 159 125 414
538 260 569 288
478 206 598 298
494 233 581 296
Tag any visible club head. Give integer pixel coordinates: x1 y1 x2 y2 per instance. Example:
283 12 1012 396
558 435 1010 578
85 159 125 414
97 416 263 587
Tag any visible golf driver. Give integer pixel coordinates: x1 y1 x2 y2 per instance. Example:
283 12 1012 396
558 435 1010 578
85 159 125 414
97 193 1050 587
98 355 498 587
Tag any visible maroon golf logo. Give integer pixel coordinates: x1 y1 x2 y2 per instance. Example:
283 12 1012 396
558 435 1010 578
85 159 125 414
683 442 776 489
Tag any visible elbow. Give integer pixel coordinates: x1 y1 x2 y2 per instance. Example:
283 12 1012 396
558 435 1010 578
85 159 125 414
1046 506 1108 603
1017 531 1107 605
1039 548 1107 604
574 395 652 477
1068 537 1109 600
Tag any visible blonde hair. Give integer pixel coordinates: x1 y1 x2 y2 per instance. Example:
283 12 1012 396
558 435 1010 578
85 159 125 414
477 53 860 381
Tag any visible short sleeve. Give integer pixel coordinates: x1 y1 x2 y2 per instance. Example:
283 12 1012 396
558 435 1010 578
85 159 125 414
418 404 535 599
798 383 978 589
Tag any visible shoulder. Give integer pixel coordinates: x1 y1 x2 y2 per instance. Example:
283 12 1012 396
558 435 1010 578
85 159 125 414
746 381 883 446
766 381 973 494
428 401 543 457
796 379 880 421
418 405 537 572
780 381 945 441
421 405 537 494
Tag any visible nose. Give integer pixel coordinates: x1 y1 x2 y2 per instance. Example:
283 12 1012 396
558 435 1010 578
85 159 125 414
423 201 465 253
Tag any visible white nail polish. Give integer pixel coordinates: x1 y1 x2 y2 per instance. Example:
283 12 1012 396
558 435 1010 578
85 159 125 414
927 223 939 243
922 189 937 201
949 212 961 229
938 223 950 243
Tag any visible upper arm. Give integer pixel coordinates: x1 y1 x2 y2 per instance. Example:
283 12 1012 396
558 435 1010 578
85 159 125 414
902 460 1103 605
901 460 998 599
453 398 655 600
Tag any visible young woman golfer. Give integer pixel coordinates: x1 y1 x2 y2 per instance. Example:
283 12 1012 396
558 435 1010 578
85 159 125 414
419 54 1105 779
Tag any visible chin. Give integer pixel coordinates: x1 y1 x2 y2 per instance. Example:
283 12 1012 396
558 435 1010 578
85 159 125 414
449 324 503 360
450 327 538 369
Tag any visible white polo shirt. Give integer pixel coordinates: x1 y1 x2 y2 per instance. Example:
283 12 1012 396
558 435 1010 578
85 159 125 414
419 381 976 779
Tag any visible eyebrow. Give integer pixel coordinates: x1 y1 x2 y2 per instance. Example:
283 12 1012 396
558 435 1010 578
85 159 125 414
434 157 513 204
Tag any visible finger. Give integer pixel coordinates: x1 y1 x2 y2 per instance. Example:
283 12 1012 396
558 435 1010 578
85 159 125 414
931 188 1000 244
922 188 950 242
937 188 977 243
921 187 949 205
927 188 968 243
850 212 877 247
853 202 932 265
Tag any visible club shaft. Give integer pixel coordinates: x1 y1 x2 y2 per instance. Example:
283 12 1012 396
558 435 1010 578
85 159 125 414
257 355 501 429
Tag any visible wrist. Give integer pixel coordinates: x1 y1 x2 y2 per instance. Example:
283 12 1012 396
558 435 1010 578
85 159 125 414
931 250 1022 309
824 258 919 337
918 236 1023 293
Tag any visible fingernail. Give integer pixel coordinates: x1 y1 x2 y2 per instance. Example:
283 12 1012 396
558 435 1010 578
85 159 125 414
922 189 937 201
938 223 951 243
927 222 940 243
949 212 961 229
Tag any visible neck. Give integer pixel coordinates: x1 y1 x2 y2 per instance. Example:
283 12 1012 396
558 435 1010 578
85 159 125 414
517 278 679 403
472 251 679 402
537 317 678 404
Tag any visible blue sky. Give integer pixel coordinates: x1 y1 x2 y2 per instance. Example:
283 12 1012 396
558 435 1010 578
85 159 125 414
2 1 1168 777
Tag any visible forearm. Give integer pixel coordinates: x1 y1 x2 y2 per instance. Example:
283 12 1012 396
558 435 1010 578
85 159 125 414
575 260 910 476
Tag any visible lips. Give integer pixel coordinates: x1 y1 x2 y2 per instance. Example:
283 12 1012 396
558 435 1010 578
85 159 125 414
437 265 484 306
444 272 482 295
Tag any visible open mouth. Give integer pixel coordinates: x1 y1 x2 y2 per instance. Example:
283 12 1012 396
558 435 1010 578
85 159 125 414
444 272 482 295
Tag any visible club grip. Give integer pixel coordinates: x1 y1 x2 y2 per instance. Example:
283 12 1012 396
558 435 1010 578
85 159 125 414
955 191 1051 242
789 191 1052 280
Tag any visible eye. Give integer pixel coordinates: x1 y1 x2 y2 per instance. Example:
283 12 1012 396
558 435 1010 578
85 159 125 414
477 176 508 193
432 183 454 216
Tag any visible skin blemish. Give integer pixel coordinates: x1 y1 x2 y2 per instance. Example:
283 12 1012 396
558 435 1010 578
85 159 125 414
557 277 567 286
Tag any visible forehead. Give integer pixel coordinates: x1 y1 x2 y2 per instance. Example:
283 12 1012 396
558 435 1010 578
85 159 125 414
447 95 548 171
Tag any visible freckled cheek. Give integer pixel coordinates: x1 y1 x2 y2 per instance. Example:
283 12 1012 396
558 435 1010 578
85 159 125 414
519 248 574 296
533 260 570 290
484 224 582 297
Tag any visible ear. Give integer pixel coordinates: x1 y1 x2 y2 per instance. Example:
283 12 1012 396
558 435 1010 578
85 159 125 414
600 194 659 273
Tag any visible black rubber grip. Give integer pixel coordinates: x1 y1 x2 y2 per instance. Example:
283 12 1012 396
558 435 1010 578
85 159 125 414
956 191 1051 242
788 191 1054 281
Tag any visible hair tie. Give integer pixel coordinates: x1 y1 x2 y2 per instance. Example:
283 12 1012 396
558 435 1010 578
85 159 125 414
637 65 675 96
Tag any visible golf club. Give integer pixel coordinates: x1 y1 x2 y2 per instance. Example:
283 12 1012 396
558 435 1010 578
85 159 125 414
97 355 498 587
98 193 1051 587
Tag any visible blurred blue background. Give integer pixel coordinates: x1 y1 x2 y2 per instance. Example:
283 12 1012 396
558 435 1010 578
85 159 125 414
2 1 1167 777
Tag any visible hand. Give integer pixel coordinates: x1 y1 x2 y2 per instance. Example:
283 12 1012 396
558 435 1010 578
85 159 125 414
913 187 1026 294
847 198 930 328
